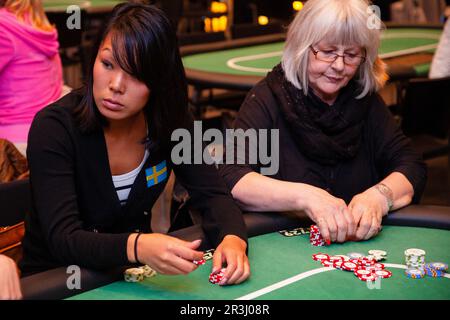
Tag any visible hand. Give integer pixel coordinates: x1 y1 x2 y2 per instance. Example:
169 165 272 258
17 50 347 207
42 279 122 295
349 187 388 241
136 233 204 275
211 235 250 285
300 185 356 243
0 255 22 300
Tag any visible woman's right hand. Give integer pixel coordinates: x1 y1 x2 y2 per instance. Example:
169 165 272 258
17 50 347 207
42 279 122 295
133 233 204 275
298 184 356 243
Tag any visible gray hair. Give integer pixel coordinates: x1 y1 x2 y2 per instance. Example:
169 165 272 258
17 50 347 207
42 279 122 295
281 0 388 98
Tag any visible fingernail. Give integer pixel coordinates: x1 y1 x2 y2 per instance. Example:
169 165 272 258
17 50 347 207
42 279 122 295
219 277 227 286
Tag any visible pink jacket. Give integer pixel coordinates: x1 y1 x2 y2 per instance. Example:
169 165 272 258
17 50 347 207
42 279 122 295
0 8 62 142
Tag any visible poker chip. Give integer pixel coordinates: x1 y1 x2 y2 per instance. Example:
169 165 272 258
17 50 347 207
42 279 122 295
424 267 444 278
312 253 330 261
139 265 157 278
328 255 345 263
404 248 426 270
405 248 426 256
428 262 448 272
374 269 392 278
334 255 350 261
347 252 365 259
124 268 145 282
209 268 226 284
333 260 344 270
368 250 387 256
321 260 335 267
309 225 326 246
357 273 378 282
193 259 206 266
342 261 358 272
354 269 372 277
405 268 425 279
367 254 386 262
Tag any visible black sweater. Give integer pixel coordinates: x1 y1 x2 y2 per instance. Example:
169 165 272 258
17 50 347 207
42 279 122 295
20 91 247 275
219 79 427 204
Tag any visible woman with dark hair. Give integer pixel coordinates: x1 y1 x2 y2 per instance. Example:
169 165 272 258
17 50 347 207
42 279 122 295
19 3 250 286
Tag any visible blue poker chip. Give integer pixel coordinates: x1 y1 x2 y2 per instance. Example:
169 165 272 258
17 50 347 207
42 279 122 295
405 268 425 279
429 262 448 271
424 267 445 278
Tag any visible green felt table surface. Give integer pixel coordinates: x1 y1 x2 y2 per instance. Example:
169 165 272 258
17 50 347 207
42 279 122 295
182 28 442 77
43 0 123 12
69 225 450 300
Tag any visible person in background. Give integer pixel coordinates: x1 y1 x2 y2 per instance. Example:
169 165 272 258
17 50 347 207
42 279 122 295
0 0 63 155
429 18 450 79
219 0 427 244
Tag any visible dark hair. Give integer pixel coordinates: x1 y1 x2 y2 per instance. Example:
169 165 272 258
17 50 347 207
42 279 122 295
74 2 190 152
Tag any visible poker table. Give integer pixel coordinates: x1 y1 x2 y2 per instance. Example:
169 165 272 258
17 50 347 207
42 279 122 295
43 0 123 13
20 205 450 300
181 24 444 92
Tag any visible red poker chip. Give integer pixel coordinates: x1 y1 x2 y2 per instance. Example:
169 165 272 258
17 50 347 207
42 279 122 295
193 259 206 266
374 263 385 269
329 256 345 262
342 262 358 271
333 261 344 269
374 269 392 278
354 269 372 277
209 268 226 284
321 260 335 267
312 253 330 261
357 274 378 282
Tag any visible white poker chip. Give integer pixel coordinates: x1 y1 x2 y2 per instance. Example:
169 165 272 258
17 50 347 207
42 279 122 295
347 252 365 259
124 268 145 282
404 248 426 256
368 250 387 256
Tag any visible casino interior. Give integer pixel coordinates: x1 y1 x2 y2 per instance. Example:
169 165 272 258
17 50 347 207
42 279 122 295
0 0 449 301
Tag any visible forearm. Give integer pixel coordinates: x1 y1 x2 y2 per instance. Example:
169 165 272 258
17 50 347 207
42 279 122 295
231 172 308 212
375 172 414 211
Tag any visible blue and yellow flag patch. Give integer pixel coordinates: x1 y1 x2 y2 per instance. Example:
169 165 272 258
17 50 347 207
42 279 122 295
145 160 168 188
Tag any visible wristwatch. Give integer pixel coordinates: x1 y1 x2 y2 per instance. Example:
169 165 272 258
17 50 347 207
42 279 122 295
374 183 394 211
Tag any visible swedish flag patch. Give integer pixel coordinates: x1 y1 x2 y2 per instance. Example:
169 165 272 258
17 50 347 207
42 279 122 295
145 160 168 188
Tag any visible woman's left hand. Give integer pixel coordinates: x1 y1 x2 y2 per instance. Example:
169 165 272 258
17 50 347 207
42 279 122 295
211 235 250 285
348 187 389 241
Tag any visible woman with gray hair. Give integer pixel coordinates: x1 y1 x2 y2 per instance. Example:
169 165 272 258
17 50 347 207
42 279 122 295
219 0 426 244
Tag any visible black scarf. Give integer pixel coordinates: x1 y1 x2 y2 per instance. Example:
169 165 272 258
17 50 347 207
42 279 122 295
265 64 370 166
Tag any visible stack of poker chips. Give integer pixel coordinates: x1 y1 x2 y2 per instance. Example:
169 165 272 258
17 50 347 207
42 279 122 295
405 261 448 279
124 265 157 282
312 253 392 281
309 225 330 246
404 248 426 269
424 262 448 278
367 249 387 261
404 248 426 279
209 268 226 284
193 259 206 266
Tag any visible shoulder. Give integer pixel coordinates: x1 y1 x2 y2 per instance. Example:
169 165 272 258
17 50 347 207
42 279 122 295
236 78 280 128
31 90 84 135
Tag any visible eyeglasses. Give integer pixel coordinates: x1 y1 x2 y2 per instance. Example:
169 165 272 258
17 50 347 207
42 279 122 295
310 46 366 66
